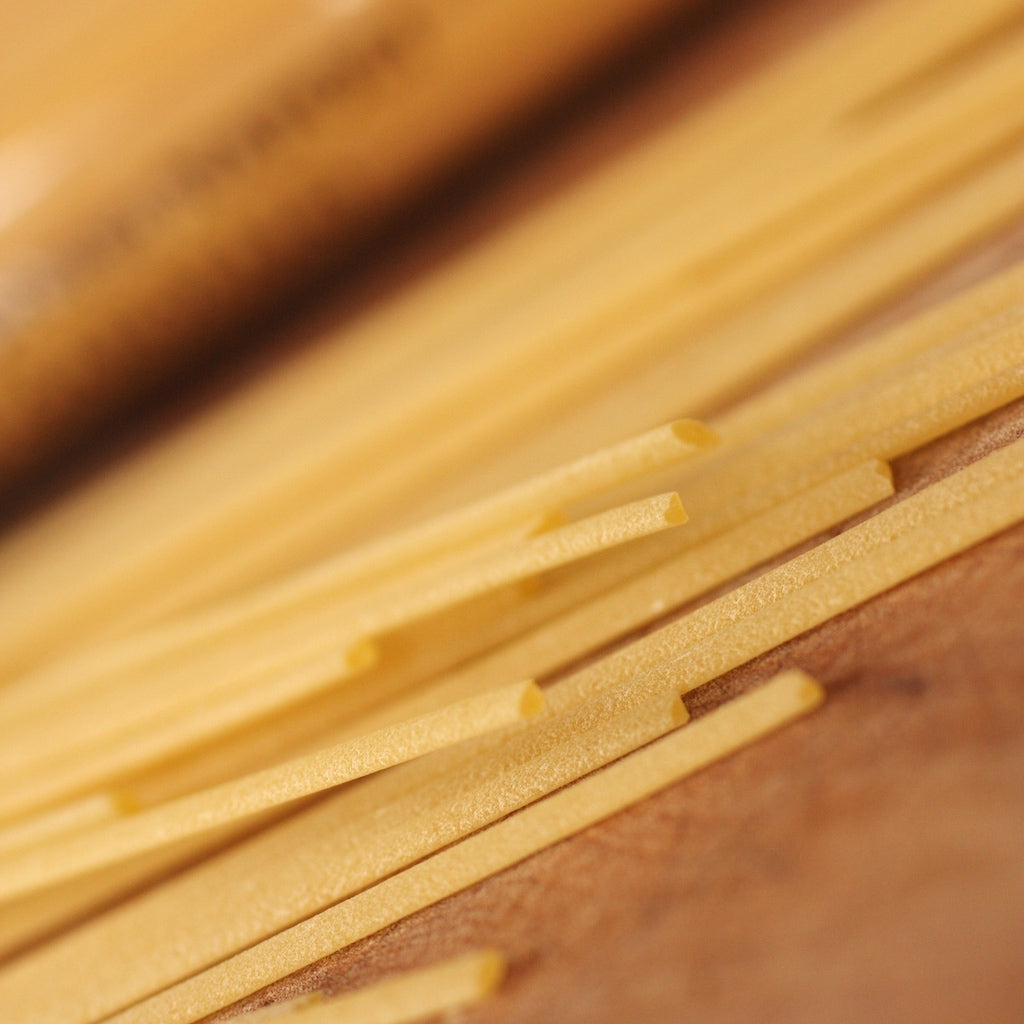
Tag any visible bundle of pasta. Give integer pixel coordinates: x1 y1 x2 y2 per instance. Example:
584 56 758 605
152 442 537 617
1 0 1024 1021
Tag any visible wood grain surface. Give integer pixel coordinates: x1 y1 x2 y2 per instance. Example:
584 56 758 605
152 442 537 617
7 0 1023 1021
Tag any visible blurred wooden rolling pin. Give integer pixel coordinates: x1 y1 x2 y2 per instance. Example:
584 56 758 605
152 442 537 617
0 0 686 493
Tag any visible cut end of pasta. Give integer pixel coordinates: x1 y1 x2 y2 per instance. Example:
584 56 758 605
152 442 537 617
671 697 691 728
111 791 144 817
241 990 324 1022
772 669 826 712
670 419 720 451
344 639 379 673
529 508 570 536
469 949 507 993
662 493 688 527
518 681 546 720
868 459 895 487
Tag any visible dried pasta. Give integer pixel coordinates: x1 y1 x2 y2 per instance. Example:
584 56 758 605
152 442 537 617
0 3 1023 1022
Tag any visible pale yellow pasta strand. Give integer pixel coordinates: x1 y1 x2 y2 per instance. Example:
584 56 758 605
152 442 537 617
55 457 885 811
0 0 987 619
4 2 1015 662
0 421 703 713
672 321 1024 549
103 671 822 1024
0 694 683 1024
0 491 685 786
0 0 1016 675
102 420 706 639
345 493 685 639
570 141 1024 461
0 609 373 743
423 351 1024 669
245 950 504 1024
125 370 697 622
0 492 669 733
133 420 711 632
0 794 126 858
703 359 1024 551
0 680 545 900
256 52 1024 551
113 352 707 621
0 14 1003 679
0 805 298 964
406 132 1024 511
